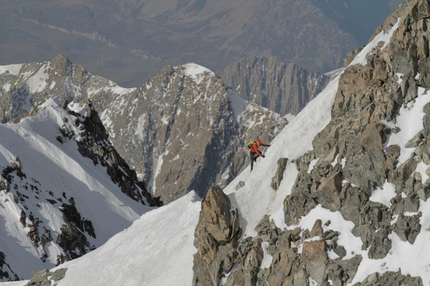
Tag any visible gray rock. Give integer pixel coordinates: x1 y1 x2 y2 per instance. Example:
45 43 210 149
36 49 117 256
284 190 317 225
325 255 362 285
355 271 423 286
235 181 245 190
271 158 288 191
418 186 430 201
302 240 327 284
310 219 323 238
25 268 67 286
315 172 343 211
368 228 392 259
254 215 279 243
193 186 242 286
394 213 422 244
403 194 420 213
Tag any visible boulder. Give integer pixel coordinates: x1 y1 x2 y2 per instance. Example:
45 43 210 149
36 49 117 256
302 240 328 284
316 172 343 211
394 213 421 244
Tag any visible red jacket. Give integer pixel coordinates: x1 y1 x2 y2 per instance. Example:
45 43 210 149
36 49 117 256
249 140 269 156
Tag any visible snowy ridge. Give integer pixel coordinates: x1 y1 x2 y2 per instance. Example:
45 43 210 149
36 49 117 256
0 99 152 280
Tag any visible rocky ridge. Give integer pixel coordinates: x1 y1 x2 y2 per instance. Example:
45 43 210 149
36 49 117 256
192 0 430 285
0 59 287 203
218 57 331 116
0 99 157 280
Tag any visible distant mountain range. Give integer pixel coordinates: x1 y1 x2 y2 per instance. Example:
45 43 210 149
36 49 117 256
0 0 402 87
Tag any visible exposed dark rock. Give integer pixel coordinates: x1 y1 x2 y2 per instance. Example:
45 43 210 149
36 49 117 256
25 268 67 286
255 215 279 244
394 212 422 244
355 270 423 286
368 227 392 259
262 230 299 286
340 184 370 226
236 181 245 191
315 172 343 211
284 189 317 225
418 186 430 201
271 158 288 191
57 203 96 261
326 255 362 286
68 100 160 207
194 0 430 285
310 219 324 238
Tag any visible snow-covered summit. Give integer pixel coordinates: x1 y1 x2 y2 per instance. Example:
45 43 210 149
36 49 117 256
181 63 215 81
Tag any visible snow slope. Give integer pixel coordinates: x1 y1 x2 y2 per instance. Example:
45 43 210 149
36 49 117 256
0 98 152 279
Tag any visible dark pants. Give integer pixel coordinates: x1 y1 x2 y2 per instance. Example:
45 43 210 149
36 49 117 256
250 152 259 170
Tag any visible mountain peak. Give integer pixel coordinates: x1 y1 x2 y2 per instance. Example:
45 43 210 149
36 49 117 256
180 63 215 80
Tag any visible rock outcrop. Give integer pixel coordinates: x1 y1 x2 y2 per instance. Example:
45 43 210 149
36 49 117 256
25 268 67 286
355 271 423 286
193 186 242 286
68 100 159 206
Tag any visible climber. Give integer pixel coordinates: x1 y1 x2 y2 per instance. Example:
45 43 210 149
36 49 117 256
248 139 270 171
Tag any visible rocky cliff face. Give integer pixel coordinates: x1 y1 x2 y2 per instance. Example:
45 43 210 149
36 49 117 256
192 0 430 284
0 59 286 203
68 100 159 207
218 57 331 116
104 65 286 203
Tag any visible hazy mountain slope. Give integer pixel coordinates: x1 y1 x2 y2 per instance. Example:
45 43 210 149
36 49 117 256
218 56 331 116
0 0 396 86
